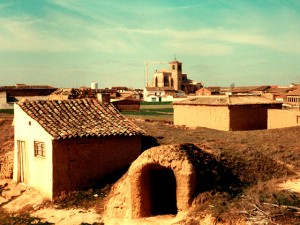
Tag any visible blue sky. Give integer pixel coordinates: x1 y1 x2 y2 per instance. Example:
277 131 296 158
0 0 299 88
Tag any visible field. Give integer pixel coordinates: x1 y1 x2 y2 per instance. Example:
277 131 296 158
122 101 173 121
0 106 300 224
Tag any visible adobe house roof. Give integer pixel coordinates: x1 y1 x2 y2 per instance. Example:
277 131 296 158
206 86 221 92
17 98 145 140
173 95 282 106
0 84 55 90
0 84 57 97
267 87 294 94
250 85 271 92
48 88 98 100
287 88 300 96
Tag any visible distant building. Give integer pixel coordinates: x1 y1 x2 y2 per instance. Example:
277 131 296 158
143 87 176 102
173 96 282 131
249 86 271 95
196 87 221 96
111 86 129 93
266 86 296 103
0 84 56 109
48 88 98 100
13 98 144 199
151 60 202 94
112 99 141 111
286 88 300 107
219 85 272 96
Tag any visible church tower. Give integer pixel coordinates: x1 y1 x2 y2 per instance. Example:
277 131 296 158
169 60 182 91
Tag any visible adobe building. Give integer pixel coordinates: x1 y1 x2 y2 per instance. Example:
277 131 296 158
196 87 221 96
151 60 202 94
268 109 300 129
286 88 300 107
13 98 144 199
104 144 197 219
173 95 282 131
143 86 176 102
0 84 56 109
104 143 242 221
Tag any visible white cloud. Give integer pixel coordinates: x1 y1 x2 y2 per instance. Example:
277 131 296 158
0 4 299 56
0 17 78 52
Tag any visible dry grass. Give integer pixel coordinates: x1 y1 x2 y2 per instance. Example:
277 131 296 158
132 118 300 223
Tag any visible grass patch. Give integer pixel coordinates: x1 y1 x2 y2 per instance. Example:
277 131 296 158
123 102 173 117
0 109 14 114
122 108 173 116
140 101 172 105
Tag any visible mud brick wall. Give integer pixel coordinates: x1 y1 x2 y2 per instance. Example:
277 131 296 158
0 151 13 179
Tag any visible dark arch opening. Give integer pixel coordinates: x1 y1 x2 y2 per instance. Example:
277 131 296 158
155 77 158 87
148 165 177 215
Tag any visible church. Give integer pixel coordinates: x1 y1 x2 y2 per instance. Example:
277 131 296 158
151 59 202 94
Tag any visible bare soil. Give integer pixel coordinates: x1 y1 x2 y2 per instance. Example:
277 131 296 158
0 114 300 224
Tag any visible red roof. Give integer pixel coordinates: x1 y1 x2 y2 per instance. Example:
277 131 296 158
17 99 144 140
287 88 300 96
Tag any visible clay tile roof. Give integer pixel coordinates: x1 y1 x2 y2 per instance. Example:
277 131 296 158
173 95 282 106
17 99 145 140
287 88 300 96
250 85 271 92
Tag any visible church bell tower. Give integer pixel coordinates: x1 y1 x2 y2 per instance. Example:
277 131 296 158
169 59 182 91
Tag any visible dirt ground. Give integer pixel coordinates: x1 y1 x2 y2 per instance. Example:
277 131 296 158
0 115 300 224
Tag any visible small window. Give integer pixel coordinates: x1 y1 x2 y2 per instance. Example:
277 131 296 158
34 141 46 157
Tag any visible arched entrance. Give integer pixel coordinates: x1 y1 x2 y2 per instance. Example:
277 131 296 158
148 165 177 215
129 145 196 219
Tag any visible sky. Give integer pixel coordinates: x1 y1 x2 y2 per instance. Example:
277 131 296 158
0 0 299 89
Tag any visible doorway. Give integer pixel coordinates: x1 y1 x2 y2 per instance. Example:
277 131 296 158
149 165 177 215
17 140 28 183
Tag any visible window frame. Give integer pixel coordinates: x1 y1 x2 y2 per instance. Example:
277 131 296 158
34 141 46 158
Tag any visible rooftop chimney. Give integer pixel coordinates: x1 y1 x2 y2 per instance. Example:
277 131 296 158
97 93 110 104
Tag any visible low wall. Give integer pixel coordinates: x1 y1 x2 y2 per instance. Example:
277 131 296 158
268 109 300 129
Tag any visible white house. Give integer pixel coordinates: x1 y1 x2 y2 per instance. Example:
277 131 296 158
13 98 144 199
143 87 176 102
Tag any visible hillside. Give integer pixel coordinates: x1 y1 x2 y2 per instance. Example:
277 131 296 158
132 119 300 224
0 115 300 224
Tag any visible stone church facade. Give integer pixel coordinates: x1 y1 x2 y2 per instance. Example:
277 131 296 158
151 60 202 94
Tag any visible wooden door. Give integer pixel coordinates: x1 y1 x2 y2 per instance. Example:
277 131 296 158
17 140 29 183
